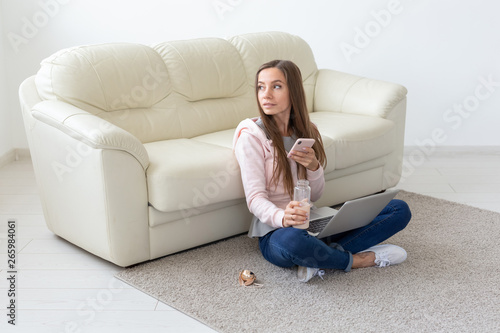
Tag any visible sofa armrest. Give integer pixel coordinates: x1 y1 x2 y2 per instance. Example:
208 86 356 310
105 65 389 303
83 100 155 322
313 69 407 118
31 100 149 169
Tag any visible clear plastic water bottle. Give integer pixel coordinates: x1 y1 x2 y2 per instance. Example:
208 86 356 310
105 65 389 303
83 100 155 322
293 179 311 229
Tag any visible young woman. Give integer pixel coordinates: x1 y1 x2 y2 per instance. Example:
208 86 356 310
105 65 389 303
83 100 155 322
233 60 411 282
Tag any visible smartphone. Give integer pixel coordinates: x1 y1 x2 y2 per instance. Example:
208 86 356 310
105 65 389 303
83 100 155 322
287 138 315 158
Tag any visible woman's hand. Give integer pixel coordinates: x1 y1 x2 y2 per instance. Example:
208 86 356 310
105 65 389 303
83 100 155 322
288 147 319 171
282 200 309 228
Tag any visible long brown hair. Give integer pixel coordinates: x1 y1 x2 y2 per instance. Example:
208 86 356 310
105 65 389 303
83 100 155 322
255 60 327 199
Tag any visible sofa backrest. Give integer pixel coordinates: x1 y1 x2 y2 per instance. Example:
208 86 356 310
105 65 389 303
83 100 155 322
34 32 318 143
229 32 318 113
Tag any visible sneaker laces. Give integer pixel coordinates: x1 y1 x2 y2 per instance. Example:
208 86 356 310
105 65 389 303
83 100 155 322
374 258 390 267
316 269 325 280
374 251 391 267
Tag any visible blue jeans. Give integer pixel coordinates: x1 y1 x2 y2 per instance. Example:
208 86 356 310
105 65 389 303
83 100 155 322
258 199 411 272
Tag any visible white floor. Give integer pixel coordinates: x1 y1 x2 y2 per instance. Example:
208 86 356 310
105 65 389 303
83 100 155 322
1 151 499 332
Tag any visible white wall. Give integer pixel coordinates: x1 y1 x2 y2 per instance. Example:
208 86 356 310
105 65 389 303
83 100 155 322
1 0 499 157
0 0 12 156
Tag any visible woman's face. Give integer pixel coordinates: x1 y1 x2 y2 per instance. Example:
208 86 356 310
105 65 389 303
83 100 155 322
257 67 291 118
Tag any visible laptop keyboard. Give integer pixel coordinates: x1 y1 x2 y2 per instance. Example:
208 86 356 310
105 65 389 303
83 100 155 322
307 216 333 233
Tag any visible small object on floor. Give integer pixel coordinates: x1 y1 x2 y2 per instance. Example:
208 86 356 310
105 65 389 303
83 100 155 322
238 269 258 286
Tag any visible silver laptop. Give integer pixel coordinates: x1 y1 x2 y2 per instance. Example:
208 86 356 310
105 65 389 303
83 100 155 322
308 188 399 238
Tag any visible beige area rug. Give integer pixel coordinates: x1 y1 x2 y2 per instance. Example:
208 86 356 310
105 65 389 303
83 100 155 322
115 191 500 333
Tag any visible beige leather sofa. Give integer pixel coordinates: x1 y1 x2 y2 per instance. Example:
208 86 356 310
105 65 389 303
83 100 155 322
19 32 407 267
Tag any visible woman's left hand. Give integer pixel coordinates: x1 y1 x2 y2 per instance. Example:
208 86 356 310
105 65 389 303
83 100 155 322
288 147 320 171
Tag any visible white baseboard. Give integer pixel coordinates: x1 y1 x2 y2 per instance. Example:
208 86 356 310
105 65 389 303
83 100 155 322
0 150 15 168
403 145 500 157
2 146 499 169
0 148 31 168
15 148 31 160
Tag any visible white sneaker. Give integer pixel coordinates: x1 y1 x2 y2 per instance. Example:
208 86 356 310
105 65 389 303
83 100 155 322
297 266 325 282
359 244 407 267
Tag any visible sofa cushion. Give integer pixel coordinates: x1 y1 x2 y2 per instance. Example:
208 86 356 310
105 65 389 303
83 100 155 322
145 110 395 213
153 38 248 102
143 38 259 141
35 39 260 145
309 112 396 170
144 135 244 213
35 43 171 113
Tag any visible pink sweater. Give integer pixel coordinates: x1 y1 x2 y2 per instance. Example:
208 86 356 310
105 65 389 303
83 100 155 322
233 118 325 230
